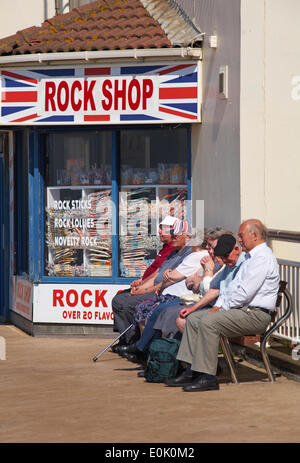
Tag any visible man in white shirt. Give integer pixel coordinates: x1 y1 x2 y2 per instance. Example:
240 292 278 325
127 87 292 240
172 219 280 392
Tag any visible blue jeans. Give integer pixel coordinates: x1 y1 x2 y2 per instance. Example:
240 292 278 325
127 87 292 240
136 296 181 352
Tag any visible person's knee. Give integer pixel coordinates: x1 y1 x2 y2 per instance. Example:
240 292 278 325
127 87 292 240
112 292 122 305
112 292 129 312
176 316 186 333
198 312 216 333
186 311 203 331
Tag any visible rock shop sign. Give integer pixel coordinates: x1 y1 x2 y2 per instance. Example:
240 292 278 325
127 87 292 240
0 62 201 124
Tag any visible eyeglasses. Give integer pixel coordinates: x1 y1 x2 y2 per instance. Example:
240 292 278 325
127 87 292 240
206 243 216 249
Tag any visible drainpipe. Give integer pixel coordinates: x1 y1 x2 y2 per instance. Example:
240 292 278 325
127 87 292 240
55 0 60 15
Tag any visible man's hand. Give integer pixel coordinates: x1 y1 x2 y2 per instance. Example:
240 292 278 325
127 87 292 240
208 306 220 313
179 307 194 318
154 283 163 295
162 269 174 283
201 255 215 272
130 278 142 288
130 286 146 296
185 272 202 292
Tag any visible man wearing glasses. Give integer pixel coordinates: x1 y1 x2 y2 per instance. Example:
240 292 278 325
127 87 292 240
168 219 279 392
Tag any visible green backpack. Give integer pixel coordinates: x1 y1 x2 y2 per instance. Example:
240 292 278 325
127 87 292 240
144 338 181 383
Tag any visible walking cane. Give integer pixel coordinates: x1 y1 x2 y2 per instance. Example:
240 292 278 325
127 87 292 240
92 323 134 362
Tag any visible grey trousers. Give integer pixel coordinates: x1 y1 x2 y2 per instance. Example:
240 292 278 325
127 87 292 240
112 289 156 344
177 307 271 375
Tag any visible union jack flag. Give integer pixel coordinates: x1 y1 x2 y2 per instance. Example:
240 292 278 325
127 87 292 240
0 62 201 125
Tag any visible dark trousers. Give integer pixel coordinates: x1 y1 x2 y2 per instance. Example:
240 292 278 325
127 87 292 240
112 289 156 344
136 296 181 352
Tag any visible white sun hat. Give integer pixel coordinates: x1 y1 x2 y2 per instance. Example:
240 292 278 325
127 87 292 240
160 215 178 226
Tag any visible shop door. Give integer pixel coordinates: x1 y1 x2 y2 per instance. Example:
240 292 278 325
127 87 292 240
0 133 9 321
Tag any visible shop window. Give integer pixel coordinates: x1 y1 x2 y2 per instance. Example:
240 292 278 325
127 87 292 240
44 126 189 280
45 131 112 277
119 128 188 278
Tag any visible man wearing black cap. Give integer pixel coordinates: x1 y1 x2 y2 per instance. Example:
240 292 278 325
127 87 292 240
164 232 244 386
167 219 279 392
176 233 245 331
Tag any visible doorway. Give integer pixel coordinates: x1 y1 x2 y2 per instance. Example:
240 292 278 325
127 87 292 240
0 132 10 321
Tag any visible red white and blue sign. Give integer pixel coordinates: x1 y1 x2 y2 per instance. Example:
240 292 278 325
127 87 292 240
0 62 201 125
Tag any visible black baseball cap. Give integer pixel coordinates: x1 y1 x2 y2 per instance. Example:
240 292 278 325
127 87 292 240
213 234 236 257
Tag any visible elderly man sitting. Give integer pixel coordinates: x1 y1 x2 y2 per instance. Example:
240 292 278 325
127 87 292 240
167 219 280 392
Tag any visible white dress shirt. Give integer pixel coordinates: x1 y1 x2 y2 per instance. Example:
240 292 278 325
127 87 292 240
162 250 209 297
215 242 280 311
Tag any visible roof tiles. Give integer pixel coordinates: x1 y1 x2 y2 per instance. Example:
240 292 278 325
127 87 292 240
0 0 202 56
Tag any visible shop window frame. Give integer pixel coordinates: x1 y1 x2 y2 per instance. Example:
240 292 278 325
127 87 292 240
14 130 30 277
30 124 191 284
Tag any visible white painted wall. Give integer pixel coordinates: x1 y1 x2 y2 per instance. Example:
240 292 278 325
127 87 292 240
240 0 266 222
178 0 242 233
179 0 300 259
240 0 300 259
0 0 69 39
265 0 300 231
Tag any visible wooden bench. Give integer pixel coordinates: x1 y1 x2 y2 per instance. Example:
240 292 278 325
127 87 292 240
220 280 293 383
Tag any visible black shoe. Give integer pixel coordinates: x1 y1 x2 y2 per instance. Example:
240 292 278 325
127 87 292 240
123 352 145 365
118 343 138 355
183 375 219 392
111 343 127 354
137 371 145 378
164 369 194 387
